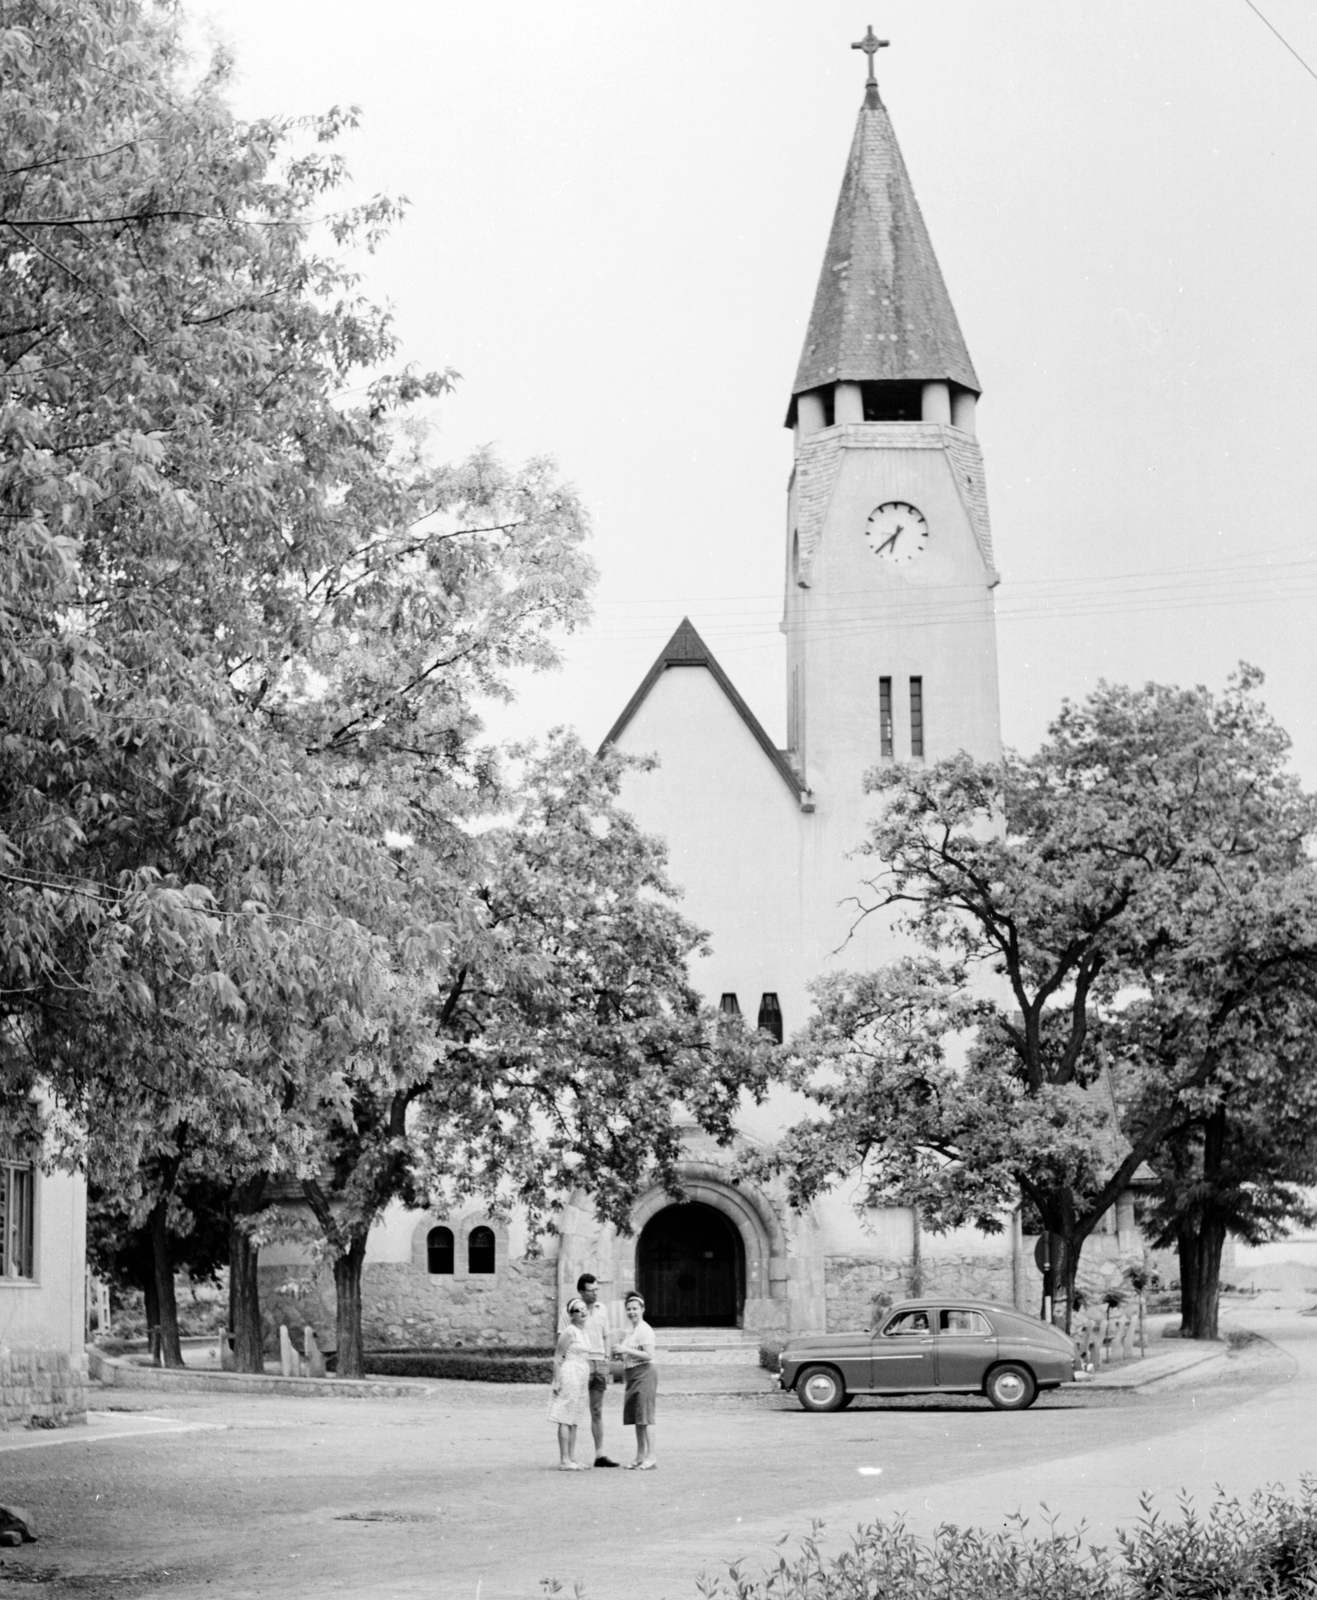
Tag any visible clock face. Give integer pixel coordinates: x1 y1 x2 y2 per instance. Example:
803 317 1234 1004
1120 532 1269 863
865 501 929 565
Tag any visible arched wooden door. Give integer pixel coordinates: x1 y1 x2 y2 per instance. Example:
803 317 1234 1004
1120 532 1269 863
637 1202 745 1327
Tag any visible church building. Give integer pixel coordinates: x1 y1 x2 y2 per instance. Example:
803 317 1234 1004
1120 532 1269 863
569 43 1016 1337
269 43 1122 1355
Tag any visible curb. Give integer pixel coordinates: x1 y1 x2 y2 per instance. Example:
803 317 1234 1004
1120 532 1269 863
1086 1340 1231 1391
87 1347 434 1400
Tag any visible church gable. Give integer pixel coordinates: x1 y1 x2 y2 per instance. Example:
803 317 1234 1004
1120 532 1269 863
604 618 805 804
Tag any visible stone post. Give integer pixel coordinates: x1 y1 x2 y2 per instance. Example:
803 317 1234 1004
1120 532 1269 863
950 387 977 434
795 390 827 440
920 381 951 425
834 382 864 425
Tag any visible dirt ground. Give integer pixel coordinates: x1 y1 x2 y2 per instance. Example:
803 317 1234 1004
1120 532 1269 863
0 1317 1306 1600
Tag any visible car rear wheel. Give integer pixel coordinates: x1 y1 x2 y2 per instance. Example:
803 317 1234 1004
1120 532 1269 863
797 1365 847 1412
985 1362 1037 1411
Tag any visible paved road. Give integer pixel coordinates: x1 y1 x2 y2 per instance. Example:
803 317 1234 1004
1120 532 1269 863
0 1309 1311 1600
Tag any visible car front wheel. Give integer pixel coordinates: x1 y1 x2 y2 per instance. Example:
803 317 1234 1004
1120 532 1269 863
797 1365 847 1413
985 1362 1037 1411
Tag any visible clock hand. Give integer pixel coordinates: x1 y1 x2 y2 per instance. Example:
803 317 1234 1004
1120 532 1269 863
874 524 903 557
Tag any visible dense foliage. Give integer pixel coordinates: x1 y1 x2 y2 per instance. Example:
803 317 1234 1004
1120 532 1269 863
690 1484 1317 1600
2 0 768 1374
750 673 1317 1329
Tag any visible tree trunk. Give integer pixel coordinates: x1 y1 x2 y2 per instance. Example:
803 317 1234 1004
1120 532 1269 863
1058 1233 1078 1334
148 1199 185 1368
909 1206 923 1297
230 1221 265 1373
142 1265 161 1364
1184 1215 1226 1340
1182 1105 1227 1341
1176 1222 1200 1335
228 1175 268 1374
333 1236 368 1378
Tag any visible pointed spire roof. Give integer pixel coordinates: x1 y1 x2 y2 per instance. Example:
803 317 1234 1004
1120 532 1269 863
792 89 979 398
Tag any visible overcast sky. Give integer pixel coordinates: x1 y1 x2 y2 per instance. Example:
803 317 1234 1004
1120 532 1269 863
197 2 1317 780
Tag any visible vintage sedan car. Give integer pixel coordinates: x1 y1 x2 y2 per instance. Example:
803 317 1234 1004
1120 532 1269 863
778 1298 1081 1412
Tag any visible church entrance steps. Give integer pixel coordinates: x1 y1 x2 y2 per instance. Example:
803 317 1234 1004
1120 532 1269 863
652 1327 763 1366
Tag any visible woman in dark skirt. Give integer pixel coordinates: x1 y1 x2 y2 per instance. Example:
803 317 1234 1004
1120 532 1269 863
613 1291 657 1469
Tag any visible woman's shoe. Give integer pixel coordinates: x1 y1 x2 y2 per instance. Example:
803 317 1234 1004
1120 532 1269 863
636 1460 657 1471
558 1461 585 1471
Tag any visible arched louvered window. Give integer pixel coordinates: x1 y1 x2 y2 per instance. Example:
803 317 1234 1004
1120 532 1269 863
426 1226 454 1276
468 1225 496 1275
718 993 741 1019
757 993 783 1044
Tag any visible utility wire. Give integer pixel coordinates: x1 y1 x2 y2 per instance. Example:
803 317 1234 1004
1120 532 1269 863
1242 0 1317 84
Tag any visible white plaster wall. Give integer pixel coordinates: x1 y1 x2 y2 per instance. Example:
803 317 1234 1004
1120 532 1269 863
1232 1236 1317 1267
613 663 809 1045
780 425 1004 1006
813 1188 1015 1266
0 1165 86 1361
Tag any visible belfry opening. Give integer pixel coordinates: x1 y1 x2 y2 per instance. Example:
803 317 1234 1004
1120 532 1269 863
636 1202 746 1327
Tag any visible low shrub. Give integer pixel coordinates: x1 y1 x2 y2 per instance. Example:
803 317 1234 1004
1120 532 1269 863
364 1348 554 1384
758 1344 782 1374
688 1483 1317 1600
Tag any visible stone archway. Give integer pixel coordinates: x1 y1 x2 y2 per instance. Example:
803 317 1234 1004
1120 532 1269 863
556 1161 818 1338
626 1165 785 1331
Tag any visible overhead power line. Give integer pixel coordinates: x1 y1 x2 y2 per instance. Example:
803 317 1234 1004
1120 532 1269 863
1241 0 1317 84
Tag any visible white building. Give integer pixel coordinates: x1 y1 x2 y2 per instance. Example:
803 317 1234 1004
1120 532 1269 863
264 64 1058 1352
571 64 1013 1337
0 1133 88 1425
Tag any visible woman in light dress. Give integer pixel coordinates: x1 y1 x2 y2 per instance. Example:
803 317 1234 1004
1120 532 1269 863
612 1291 657 1470
548 1296 592 1469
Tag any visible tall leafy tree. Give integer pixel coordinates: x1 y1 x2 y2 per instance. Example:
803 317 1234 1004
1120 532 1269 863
289 735 772 1377
1119 881 1317 1337
1 0 594 1368
750 673 1317 1328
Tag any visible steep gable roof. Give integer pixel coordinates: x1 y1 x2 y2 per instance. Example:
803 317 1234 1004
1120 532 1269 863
792 92 979 398
603 618 805 802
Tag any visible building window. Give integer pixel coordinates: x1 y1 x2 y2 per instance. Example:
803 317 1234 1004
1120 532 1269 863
757 993 783 1043
426 1225 454 1275
860 379 923 421
909 676 924 758
879 677 893 758
718 993 741 1019
1 1159 34 1279
468 1225 496 1275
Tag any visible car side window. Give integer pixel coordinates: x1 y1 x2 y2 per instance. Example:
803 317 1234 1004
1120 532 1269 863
939 1309 991 1336
881 1310 930 1337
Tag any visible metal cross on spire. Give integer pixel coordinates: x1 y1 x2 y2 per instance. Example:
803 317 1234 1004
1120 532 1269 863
851 24 889 104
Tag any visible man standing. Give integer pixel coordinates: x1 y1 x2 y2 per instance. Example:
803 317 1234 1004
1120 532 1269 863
576 1273 619 1467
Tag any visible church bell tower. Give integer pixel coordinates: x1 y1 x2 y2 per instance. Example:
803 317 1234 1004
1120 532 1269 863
784 29 1002 824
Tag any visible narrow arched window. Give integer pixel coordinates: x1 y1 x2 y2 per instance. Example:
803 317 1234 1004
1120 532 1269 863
757 993 783 1044
426 1226 454 1275
468 1225 496 1275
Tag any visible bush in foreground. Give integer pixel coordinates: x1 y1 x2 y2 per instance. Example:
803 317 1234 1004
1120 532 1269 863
689 1483 1317 1600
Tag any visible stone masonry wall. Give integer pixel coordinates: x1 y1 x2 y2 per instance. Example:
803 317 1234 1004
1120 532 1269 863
825 1254 1015 1332
259 1257 558 1353
0 1347 88 1430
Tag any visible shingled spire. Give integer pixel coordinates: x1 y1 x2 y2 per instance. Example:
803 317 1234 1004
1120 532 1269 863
791 78 979 402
